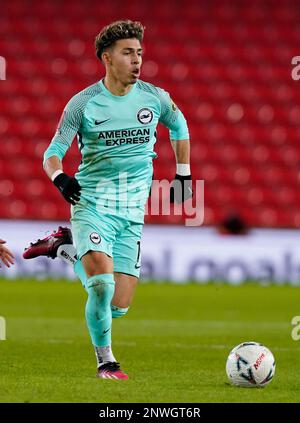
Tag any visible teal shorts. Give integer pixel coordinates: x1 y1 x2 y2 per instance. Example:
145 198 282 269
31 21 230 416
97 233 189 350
71 204 143 278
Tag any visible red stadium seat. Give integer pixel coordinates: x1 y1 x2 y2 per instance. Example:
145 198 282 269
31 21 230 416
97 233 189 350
1 0 300 227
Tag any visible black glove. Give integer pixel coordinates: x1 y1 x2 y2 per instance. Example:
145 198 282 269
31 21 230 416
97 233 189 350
53 173 81 205
170 174 193 204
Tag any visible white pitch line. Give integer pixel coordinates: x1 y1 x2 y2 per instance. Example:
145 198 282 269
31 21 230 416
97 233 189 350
124 319 290 328
153 342 300 352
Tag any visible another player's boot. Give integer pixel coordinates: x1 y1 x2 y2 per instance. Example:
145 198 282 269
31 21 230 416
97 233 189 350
97 362 129 380
23 226 74 260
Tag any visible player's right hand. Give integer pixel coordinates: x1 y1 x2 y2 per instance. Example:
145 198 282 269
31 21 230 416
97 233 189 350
53 173 81 205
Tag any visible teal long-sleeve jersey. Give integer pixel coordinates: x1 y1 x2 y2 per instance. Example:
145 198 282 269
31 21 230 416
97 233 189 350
44 78 189 223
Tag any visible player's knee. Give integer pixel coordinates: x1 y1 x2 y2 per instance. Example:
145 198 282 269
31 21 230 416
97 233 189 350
111 304 129 318
86 274 114 290
82 251 113 279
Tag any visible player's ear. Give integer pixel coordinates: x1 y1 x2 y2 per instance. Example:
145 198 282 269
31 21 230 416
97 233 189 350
102 50 112 66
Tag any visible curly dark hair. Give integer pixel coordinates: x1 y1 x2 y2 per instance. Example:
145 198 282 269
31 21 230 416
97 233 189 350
95 20 145 61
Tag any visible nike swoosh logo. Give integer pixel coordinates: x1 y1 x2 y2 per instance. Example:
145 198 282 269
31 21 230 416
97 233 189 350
95 118 110 125
103 328 110 334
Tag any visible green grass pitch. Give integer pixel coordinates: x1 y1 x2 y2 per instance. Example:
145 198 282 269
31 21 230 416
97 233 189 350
0 278 299 403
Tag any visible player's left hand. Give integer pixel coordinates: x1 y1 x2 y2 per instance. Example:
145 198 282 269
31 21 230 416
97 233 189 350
0 239 15 268
170 174 193 204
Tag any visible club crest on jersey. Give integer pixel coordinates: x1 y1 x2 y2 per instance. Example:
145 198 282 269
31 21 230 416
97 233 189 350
137 108 153 124
90 232 101 244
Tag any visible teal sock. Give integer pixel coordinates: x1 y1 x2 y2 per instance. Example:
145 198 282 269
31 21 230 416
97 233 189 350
74 261 129 319
85 274 115 347
74 259 88 290
111 305 129 318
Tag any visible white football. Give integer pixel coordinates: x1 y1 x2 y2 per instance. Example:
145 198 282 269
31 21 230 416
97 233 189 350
226 341 275 388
